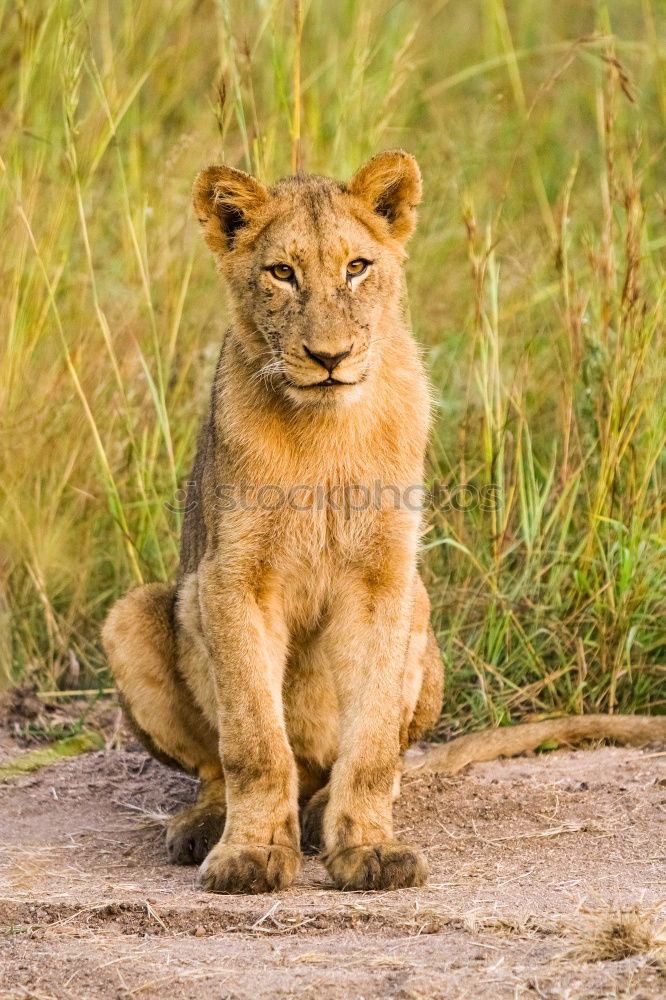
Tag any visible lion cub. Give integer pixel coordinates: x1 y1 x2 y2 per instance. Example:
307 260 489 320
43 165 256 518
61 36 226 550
103 151 443 893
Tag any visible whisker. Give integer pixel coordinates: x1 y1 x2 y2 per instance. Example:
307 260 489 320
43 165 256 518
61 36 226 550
250 356 286 389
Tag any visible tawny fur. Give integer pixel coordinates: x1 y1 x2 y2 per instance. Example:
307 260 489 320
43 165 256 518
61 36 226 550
407 714 666 775
102 151 664 896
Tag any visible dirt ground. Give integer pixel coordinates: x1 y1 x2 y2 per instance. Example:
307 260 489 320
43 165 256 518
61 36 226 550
1 711 665 1000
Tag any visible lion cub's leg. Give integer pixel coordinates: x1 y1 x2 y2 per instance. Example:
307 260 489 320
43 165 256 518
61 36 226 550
102 584 226 865
196 570 301 894
303 765 411 855
321 567 428 891
165 775 226 865
300 784 330 855
301 587 441 858
401 576 444 749
295 575 443 862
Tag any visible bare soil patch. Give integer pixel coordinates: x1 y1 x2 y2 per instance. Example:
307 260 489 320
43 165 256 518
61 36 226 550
1 722 665 999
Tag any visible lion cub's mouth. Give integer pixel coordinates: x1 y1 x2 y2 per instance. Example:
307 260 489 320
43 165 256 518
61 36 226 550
286 372 367 392
298 376 356 389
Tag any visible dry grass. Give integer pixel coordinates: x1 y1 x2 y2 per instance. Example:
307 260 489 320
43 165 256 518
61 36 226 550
561 903 666 967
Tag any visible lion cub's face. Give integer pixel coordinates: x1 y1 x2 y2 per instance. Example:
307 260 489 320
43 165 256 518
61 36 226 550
193 151 421 408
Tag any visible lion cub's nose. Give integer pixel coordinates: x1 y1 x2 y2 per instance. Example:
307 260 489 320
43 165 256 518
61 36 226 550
304 345 352 373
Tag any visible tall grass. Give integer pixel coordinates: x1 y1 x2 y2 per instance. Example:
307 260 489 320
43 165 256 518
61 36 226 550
1 0 664 728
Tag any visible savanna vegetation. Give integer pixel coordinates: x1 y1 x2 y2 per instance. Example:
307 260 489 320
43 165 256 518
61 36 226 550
1 0 665 732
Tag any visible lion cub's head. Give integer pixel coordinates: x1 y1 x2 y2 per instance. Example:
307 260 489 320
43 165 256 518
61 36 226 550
193 151 421 408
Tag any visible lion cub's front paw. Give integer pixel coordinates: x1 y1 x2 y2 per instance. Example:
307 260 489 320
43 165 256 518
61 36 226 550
166 805 225 866
199 843 300 894
325 843 427 891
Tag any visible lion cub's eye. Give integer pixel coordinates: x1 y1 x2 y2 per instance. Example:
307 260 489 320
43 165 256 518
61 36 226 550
269 264 295 282
346 258 370 278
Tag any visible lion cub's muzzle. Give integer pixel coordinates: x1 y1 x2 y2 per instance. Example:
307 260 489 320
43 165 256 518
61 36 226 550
286 340 368 391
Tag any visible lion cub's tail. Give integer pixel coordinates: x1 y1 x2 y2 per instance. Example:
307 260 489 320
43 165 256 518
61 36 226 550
404 714 666 774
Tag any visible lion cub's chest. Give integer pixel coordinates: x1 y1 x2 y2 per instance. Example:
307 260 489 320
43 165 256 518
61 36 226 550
261 497 381 631
217 412 421 631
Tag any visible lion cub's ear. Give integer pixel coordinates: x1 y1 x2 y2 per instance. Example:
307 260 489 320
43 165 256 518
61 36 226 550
349 150 422 244
193 165 268 255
